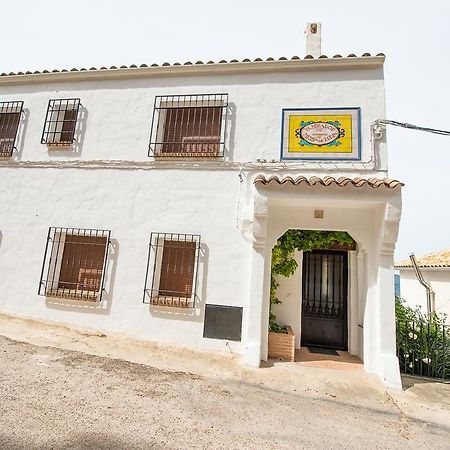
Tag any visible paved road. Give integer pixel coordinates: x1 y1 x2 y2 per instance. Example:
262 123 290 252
0 336 448 449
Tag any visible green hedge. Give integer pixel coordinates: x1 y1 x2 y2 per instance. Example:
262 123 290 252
396 297 450 379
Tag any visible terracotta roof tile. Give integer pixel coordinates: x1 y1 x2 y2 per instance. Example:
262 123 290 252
0 53 385 78
253 175 403 189
395 250 450 268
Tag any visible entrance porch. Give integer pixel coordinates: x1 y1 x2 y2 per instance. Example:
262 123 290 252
244 174 403 389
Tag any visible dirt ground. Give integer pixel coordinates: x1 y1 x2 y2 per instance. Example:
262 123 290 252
0 315 449 449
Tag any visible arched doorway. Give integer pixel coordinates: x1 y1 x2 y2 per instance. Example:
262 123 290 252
270 229 356 352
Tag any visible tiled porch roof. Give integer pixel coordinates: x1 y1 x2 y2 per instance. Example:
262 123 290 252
395 250 450 268
254 175 404 189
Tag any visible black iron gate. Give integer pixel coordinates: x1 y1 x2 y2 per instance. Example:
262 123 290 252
396 319 450 380
301 250 348 350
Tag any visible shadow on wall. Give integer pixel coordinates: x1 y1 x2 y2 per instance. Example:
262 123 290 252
45 105 88 158
45 238 119 316
12 108 30 161
224 102 236 162
148 242 209 324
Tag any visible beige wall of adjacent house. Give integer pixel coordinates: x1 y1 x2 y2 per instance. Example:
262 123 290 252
399 268 450 323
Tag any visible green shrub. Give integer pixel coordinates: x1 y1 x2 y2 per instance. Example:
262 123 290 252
396 297 450 379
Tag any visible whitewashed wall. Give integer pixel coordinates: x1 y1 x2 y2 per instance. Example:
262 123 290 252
0 67 387 171
399 269 450 323
272 250 303 348
0 168 250 353
0 63 390 358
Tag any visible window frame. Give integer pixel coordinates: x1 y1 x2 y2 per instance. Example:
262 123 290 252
0 101 24 157
143 233 201 308
41 98 81 146
38 227 111 302
148 93 228 158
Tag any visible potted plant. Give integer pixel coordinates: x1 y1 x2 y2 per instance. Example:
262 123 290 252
268 317 295 361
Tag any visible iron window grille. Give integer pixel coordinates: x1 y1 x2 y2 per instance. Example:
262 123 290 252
39 227 111 302
143 233 201 308
148 93 228 158
0 101 24 157
41 98 81 146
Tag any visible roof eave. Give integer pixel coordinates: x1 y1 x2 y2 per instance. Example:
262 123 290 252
0 56 385 86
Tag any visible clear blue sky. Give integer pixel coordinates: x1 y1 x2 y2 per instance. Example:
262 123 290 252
1 0 449 260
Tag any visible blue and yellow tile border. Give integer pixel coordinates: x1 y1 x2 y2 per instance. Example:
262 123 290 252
280 107 361 161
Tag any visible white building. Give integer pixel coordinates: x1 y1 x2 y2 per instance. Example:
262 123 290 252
0 25 403 388
396 250 450 323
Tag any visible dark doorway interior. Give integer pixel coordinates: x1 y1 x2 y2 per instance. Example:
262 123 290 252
301 250 348 350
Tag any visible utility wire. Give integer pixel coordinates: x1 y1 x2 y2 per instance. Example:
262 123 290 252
375 119 450 136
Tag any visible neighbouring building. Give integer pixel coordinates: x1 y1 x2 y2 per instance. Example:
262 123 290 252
396 250 450 323
0 24 403 388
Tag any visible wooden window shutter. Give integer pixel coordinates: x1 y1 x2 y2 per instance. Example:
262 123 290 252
60 109 77 143
58 235 108 292
159 240 196 297
162 106 222 156
0 112 21 151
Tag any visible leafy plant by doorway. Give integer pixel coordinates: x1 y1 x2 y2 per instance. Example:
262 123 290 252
269 230 354 333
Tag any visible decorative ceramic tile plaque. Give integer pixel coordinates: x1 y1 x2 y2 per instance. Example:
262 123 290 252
281 107 361 160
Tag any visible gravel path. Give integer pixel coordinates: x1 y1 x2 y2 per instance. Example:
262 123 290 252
0 336 449 449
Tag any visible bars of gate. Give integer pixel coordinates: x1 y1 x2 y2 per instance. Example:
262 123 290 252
396 318 450 380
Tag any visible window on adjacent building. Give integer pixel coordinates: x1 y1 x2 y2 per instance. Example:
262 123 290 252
39 227 110 302
0 101 23 157
41 98 81 146
143 233 200 308
149 94 228 158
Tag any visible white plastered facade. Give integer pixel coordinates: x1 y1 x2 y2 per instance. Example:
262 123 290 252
399 268 450 324
0 56 402 388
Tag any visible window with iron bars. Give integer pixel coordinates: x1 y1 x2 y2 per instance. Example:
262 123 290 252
39 227 111 302
41 98 81 146
143 233 201 308
0 101 24 157
148 94 228 158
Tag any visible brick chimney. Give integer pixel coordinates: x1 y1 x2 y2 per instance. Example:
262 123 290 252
305 23 322 58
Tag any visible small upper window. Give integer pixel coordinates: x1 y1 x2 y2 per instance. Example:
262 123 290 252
143 233 201 308
149 94 228 158
39 227 110 302
0 101 23 157
41 98 81 146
